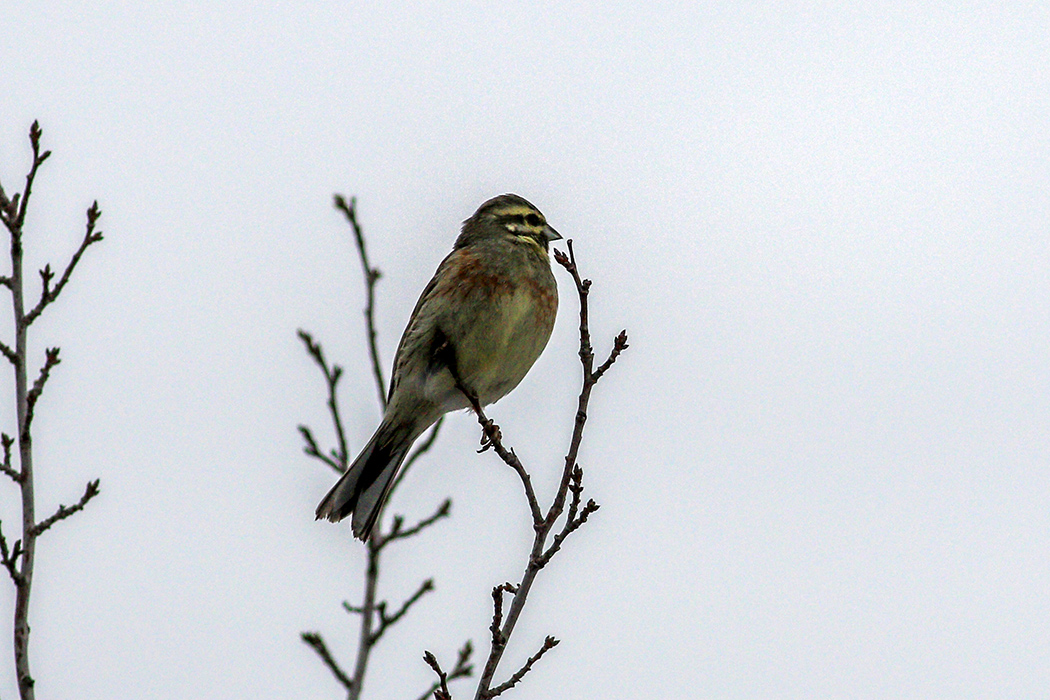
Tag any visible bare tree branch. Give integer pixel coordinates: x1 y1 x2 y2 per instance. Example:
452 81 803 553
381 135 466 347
379 498 451 549
423 650 454 700
592 330 629 383
30 480 100 537
488 583 516 651
0 521 23 585
0 341 16 366
24 202 103 326
448 384 543 529
483 636 559 699
301 193 460 700
1 434 20 482
0 122 50 236
450 241 627 700
297 424 344 474
297 330 349 471
0 121 102 700
301 632 355 694
23 348 60 440
415 641 473 700
334 194 387 407
538 466 600 568
369 577 434 646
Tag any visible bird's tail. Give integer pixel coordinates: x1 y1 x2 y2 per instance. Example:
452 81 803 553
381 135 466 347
315 417 418 540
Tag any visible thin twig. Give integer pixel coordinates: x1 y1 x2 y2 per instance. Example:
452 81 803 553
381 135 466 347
379 498 451 548
482 636 559 699
334 194 387 407
301 632 355 693
297 330 349 471
592 330 628 382
30 480 100 537
489 583 517 649
8 121 50 231
1 434 20 482
23 348 60 441
1 122 102 700
0 341 16 366
347 537 381 699
415 641 473 700
450 379 543 528
302 194 459 700
297 424 343 473
369 577 434 645
25 202 103 326
465 241 627 700
538 466 600 567
0 521 23 584
423 650 454 700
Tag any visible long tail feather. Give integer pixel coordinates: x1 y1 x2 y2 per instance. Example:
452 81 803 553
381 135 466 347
315 419 415 539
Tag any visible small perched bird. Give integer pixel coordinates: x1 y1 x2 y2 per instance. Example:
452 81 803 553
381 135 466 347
316 194 562 540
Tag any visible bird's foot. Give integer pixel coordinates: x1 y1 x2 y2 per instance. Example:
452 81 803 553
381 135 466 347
477 418 501 453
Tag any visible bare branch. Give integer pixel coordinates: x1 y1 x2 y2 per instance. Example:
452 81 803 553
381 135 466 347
301 632 355 693
301 194 455 700
592 330 629 383
1 433 19 482
6 121 52 232
379 498 451 548
451 382 543 528
0 179 12 223
537 465 597 567
369 577 434 645
23 348 60 439
1 121 103 700
415 641 473 700
297 424 343 473
483 636 559 699
489 583 517 650
297 330 349 470
31 479 100 537
539 498 599 568
0 521 23 585
25 202 103 326
334 194 387 406
0 340 16 366
545 240 627 533
467 242 626 700
423 650 454 700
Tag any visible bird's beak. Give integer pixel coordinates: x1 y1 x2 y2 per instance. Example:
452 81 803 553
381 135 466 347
542 224 562 242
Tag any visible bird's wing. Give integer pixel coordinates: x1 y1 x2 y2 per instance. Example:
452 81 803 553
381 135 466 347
388 245 507 401
387 248 459 402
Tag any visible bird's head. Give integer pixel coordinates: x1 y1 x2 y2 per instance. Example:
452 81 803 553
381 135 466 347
457 194 562 252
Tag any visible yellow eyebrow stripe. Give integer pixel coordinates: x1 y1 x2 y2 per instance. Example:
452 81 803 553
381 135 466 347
495 205 541 219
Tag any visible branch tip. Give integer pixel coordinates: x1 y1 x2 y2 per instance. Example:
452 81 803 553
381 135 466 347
31 478 101 537
423 650 453 700
301 631 355 692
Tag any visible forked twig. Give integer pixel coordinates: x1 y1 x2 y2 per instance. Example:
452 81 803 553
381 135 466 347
427 240 627 700
301 194 469 700
0 121 102 700
334 194 387 407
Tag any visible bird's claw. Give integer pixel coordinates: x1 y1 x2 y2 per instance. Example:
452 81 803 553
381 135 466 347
477 418 501 453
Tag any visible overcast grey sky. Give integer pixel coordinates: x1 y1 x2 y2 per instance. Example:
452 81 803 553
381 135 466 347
1 1 1048 698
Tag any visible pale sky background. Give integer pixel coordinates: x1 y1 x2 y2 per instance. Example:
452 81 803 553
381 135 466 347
1 2 1048 698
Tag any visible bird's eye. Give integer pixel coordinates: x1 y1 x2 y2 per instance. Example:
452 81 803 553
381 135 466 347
525 213 542 227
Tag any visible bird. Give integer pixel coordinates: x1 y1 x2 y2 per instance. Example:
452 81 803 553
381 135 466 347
316 193 562 540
